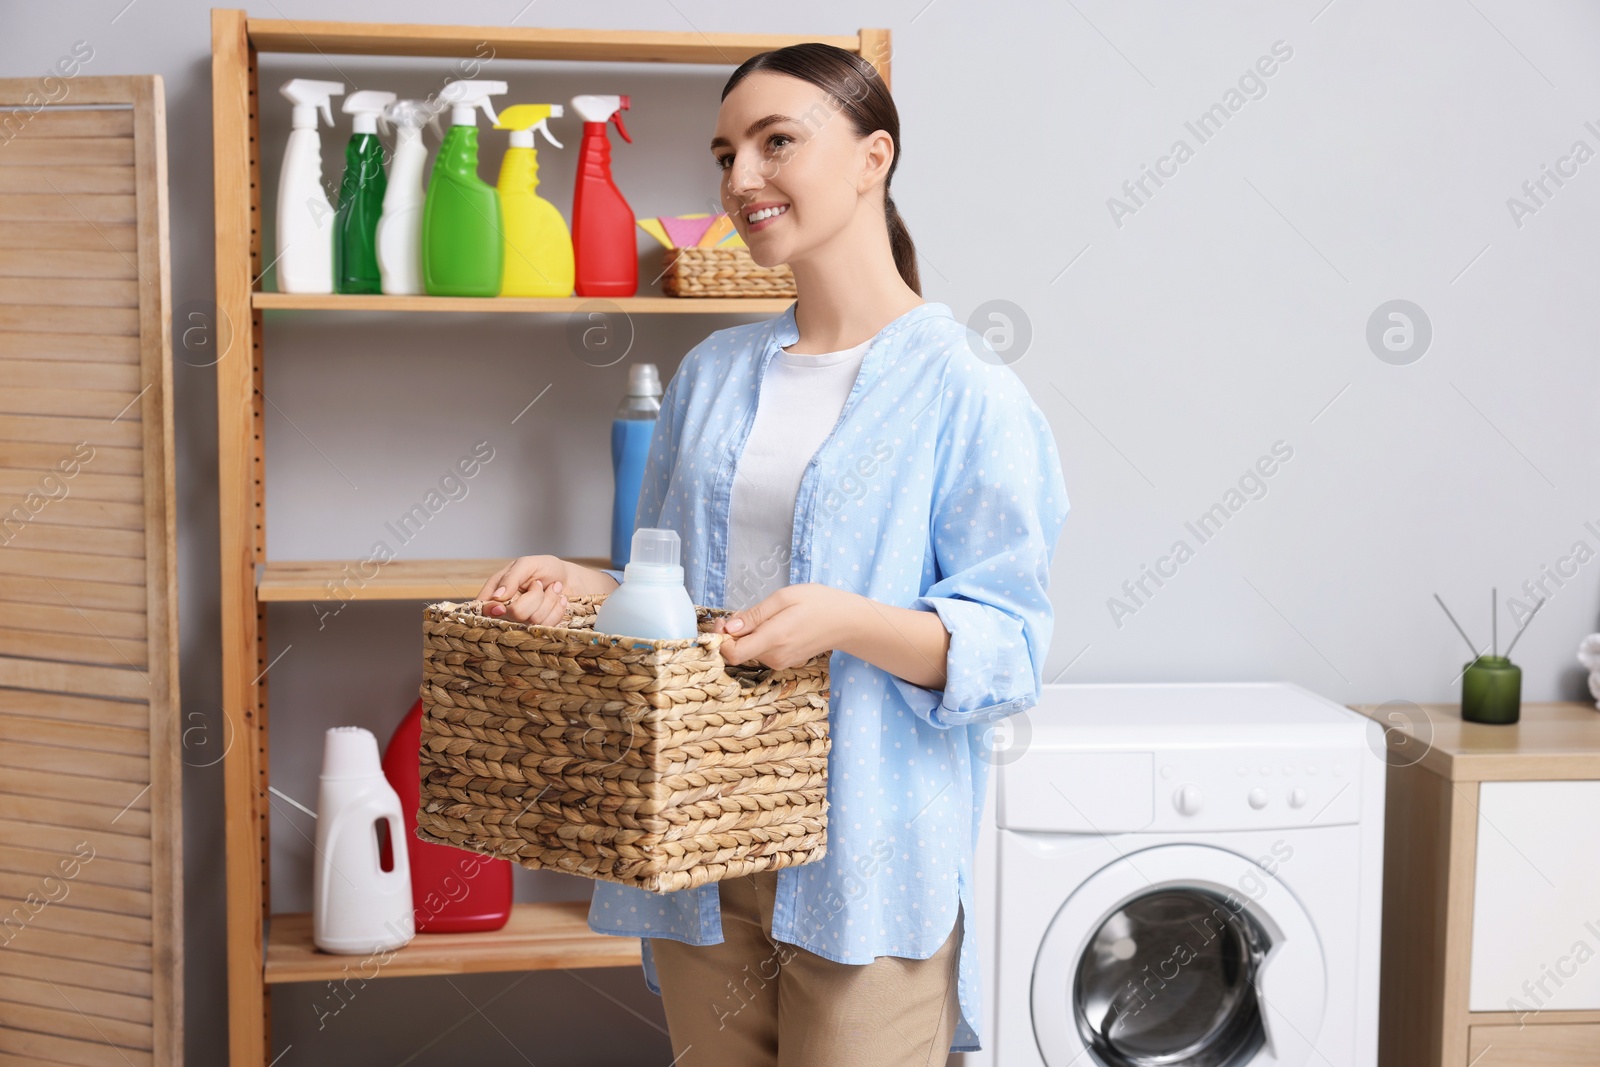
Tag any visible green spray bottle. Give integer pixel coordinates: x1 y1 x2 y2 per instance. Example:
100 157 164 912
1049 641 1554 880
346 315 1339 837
335 90 395 294
423 79 507 297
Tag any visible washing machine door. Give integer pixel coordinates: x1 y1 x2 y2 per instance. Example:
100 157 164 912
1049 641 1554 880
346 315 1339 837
1032 844 1325 1067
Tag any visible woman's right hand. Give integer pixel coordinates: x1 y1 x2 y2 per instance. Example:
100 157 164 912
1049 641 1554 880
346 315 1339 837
476 555 617 624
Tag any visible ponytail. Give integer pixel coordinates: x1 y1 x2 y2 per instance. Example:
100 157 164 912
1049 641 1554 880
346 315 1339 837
884 194 920 296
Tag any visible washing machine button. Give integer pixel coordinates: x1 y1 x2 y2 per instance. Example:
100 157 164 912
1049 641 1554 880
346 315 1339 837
1173 784 1203 816
1248 787 1269 810
1289 787 1308 809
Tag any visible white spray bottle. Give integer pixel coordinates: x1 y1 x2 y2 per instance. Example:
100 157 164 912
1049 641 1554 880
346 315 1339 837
277 78 345 294
312 726 415 955
375 99 441 295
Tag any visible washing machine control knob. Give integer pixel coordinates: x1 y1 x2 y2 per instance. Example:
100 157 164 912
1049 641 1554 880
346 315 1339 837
1289 787 1308 809
1173 784 1203 816
1248 787 1269 810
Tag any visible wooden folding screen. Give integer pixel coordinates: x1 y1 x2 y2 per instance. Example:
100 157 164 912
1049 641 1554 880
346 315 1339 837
0 75 181 1066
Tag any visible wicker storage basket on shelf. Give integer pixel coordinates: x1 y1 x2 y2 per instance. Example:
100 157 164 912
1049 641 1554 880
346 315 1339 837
661 246 797 298
416 593 831 894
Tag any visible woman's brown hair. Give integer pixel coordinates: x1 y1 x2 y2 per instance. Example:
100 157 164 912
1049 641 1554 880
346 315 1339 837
722 43 920 296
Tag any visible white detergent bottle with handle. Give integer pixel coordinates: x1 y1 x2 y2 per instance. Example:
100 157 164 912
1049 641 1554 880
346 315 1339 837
594 528 698 641
376 98 441 295
276 78 345 294
312 726 416 955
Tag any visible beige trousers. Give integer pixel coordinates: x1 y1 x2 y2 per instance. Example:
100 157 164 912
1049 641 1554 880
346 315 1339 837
649 868 963 1067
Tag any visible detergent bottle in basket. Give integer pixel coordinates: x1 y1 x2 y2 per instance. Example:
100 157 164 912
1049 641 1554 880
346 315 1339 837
594 527 698 640
313 726 415 954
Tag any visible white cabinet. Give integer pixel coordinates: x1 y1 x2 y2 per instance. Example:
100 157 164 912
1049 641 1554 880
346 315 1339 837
1468 780 1600 1012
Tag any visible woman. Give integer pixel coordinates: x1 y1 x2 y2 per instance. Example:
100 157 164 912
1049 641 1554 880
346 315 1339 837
478 43 1069 1066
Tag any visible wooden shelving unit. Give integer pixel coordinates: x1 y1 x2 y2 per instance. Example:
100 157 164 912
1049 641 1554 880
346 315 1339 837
210 11 890 1065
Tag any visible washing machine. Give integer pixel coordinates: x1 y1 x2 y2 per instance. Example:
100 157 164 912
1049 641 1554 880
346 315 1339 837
966 682 1384 1067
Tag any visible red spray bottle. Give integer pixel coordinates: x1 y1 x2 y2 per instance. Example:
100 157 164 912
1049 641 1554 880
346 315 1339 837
570 95 636 297
381 698 513 933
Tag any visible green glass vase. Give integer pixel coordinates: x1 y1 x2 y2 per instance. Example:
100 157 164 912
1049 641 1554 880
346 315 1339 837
1461 655 1521 725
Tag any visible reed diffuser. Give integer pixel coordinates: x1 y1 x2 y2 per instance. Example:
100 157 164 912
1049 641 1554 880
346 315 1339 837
1433 588 1545 725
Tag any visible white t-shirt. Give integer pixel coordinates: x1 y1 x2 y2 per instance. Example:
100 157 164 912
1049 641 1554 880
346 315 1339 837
723 338 870 611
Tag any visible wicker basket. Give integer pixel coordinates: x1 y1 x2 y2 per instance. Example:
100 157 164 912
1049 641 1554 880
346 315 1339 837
661 246 797 298
415 593 830 894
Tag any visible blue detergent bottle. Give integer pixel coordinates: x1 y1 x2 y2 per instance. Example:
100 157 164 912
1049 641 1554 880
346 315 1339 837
611 363 661 567
594 528 698 641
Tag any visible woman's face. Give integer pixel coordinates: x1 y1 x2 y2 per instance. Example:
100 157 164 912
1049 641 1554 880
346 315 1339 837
711 71 890 268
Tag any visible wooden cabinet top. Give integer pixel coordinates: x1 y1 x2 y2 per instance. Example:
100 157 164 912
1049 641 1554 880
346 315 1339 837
1349 701 1600 781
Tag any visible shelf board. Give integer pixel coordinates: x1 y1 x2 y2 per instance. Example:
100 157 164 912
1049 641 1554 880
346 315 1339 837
253 292 793 315
265 900 641 983
246 19 861 64
257 557 613 603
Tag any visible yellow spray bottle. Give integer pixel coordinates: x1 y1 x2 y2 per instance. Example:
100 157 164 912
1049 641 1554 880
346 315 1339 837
493 104 574 297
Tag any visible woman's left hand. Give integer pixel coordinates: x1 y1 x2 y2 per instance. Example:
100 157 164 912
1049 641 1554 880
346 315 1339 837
712 583 860 670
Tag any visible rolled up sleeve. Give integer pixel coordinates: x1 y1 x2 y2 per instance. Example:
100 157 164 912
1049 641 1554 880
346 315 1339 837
887 348 1070 729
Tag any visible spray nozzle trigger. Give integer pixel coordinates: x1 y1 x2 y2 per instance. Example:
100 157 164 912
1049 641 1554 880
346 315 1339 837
612 95 632 143
495 104 565 149
280 78 346 130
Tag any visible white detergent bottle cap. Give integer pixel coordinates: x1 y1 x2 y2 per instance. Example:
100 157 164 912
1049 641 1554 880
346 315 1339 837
624 527 683 582
440 79 507 127
321 726 383 780
343 90 397 135
281 78 346 130
626 362 661 397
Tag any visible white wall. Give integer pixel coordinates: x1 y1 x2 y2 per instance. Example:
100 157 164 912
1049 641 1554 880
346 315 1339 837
5 1 1599 1063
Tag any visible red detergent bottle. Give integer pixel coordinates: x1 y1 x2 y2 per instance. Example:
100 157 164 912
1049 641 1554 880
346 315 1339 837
381 697 513 932
570 94 636 297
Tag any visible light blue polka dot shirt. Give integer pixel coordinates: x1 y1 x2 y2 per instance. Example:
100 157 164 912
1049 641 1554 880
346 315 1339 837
588 300 1070 1053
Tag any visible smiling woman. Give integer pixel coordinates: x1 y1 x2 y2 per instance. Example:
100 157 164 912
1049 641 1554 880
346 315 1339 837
480 41 1070 1067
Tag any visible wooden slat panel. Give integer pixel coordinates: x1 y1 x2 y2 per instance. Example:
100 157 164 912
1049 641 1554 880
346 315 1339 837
0 822 148 867
0 138 135 167
0 602 146 643
0 628 146 671
0 1000 149 1057
0 277 139 307
16 901 150 946
0 979 148 1023
0 522 146 559
0 791 150 838
0 655 152 702
0 1025 152 1067
0 574 147 615
0 744 149 788
0 223 137 255
0 688 147 731
0 250 138 281
0 947 152 997
2 110 134 140
0 305 140 335
0 329 139 360
0 715 149 756
0 358 140 391
0 166 135 195
0 764 151 814
0 388 142 422
0 441 142 477
0 468 145 505
0 547 146 586
0 195 137 225
0 842 151 894
1468 1023 1600 1065
0 971 149 1026
0 497 147 532
0 871 150 922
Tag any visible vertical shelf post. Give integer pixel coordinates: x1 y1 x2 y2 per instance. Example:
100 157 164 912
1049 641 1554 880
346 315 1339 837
212 9 272 1066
